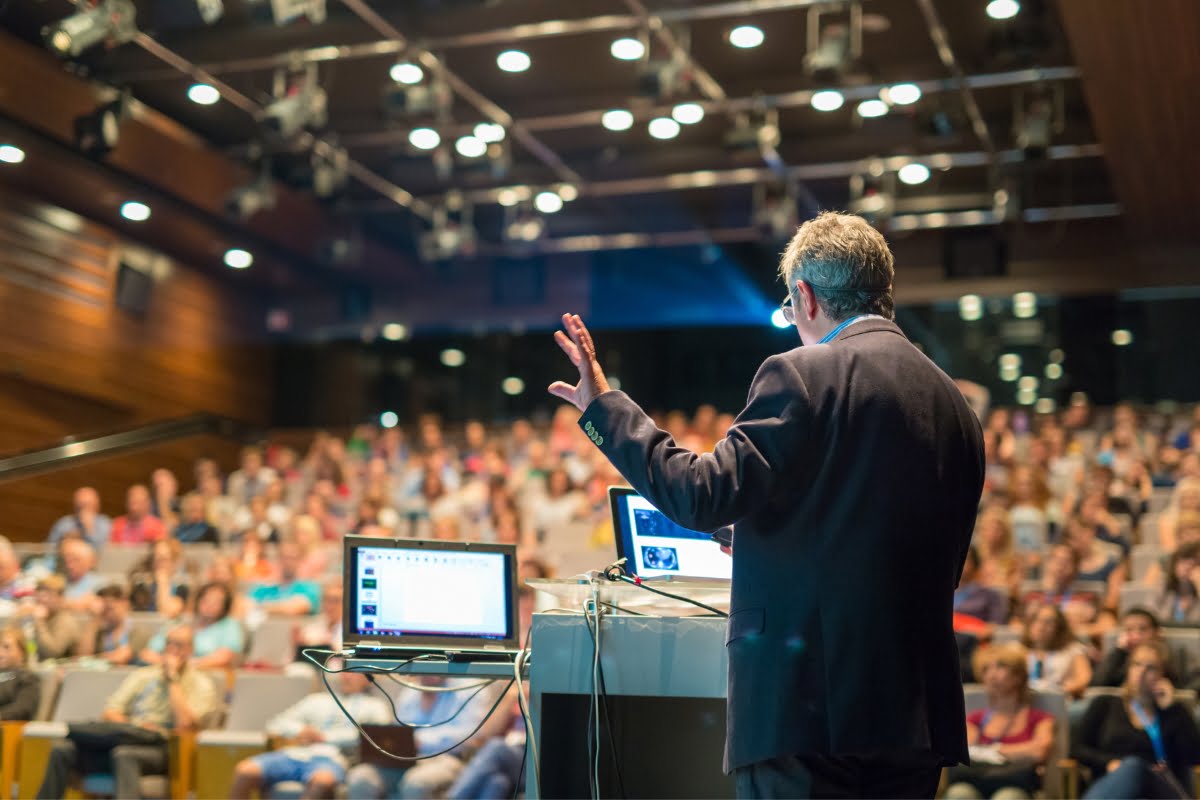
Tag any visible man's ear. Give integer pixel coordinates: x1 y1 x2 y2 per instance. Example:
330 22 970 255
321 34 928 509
796 281 819 321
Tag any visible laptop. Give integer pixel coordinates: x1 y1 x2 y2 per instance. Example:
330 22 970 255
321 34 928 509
608 486 732 582
343 536 521 662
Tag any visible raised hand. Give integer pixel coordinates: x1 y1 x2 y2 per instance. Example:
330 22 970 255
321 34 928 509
548 313 610 411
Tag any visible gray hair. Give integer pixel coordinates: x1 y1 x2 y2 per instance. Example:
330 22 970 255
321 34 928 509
778 211 896 321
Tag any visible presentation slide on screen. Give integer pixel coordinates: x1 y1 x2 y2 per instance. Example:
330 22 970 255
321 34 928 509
623 495 731 580
356 548 509 639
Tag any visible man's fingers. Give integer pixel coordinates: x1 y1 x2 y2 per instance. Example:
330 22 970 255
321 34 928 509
547 381 578 404
572 314 597 358
554 330 583 366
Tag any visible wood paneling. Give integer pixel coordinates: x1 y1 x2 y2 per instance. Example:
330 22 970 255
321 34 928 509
1057 0 1200 242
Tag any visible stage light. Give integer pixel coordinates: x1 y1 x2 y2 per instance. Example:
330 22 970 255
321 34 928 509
0 145 25 164
648 117 681 140
1013 291 1037 318
455 135 487 158
440 348 466 367
75 99 125 158
501 377 525 396
857 99 888 118
1035 398 1056 415
389 62 423 85
119 201 151 222
187 83 220 105
261 67 327 139
729 25 764 49
986 0 1020 20
959 294 983 321
1017 387 1037 405
497 50 531 73
224 248 253 269
610 37 645 61
382 323 408 341
1048 348 1065 364
999 353 1022 371
534 191 564 214
1018 376 1039 392
884 83 922 105
671 103 705 125
1045 363 1063 380
771 308 790 329
601 109 634 131
311 146 348 199
43 0 136 57
805 22 851 81
1111 329 1133 347
409 127 441 150
811 90 845 112
379 411 399 429
474 122 505 143
556 184 578 202
898 163 931 185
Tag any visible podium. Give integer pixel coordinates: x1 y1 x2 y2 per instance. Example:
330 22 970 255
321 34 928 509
527 578 735 798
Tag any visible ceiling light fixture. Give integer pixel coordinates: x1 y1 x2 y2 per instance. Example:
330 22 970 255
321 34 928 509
601 109 634 131
474 122 505 143
897 163 931 185
187 83 220 105
408 127 441 150
671 103 705 125
0 145 25 164
958 294 983 322
455 135 487 158
810 90 845 112
857 99 888 118
224 248 253 269
382 323 408 341
501 377 525 396
534 191 564 214
610 37 645 61
389 62 423 85
496 50 531 73
119 201 151 222
440 348 466 367
648 117 681 139
986 0 1021 20
884 82 922 105
729 25 764 49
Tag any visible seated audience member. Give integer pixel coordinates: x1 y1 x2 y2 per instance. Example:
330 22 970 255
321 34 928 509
0 626 41 720
35 625 218 800
295 580 343 652
59 538 103 611
0 537 32 604
1021 544 1106 637
19 576 82 661
248 542 320 616
1143 513 1200 588
1153 542 1200 624
1073 641 1200 798
290 515 330 579
1023 602 1092 699
431 515 462 542
149 468 181 529
226 445 277 505
1092 608 1186 689
128 539 190 616
346 677 506 800
77 585 134 665
232 494 281 544
110 485 166 545
201 555 250 620
141 582 243 669
172 492 219 544
1159 477 1200 552
1008 466 1053 552
955 546 1010 632
198 474 236 539
973 507 1023 594
230 669 391 800
1065 514 1127 612
47 487 111 552
234 535 279 584
944 642 1055 800
530 467 586 539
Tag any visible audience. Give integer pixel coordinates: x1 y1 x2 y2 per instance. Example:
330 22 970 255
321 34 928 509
19 575 81 661
140 581 243 669
59 538 102 611
248 541 320 616
1022 602 1092 699
1154 542 1200 624
110 485 166 545
46 487 111 552
1091 608 1184 687
77 584 133 665
172 492 219 544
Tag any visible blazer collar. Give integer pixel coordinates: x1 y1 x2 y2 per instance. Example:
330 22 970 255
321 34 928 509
832 317 907 342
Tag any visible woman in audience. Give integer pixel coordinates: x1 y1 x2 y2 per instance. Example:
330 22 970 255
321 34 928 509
0 626 40 720
1159 477 1200 551
128 538 190 616
173 492 220 544
141 581 244 669
290 515 329 579
233 535 279 585
1066 514 1127 612
203 554 250 619
973 506 1023 594
1146 512 1200 588
1153 542 1200 625
1008 466 1054 559
944 642 1055 800
1023 602 1092 698
1074 641 1200 798
530 467 586 540
232 494 281 544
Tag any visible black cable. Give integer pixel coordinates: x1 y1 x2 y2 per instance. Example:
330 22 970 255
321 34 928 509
366 673 495 728
606 572 728 618
584 608 627 799
599 600 647 616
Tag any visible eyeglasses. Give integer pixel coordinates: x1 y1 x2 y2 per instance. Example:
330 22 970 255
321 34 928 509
780 293 795 325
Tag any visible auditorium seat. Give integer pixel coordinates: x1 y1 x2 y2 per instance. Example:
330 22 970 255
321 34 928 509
963 684 1078 798
1118 585 1159 615
244 618 297 668
96 545 148 576
1130 546 1165 584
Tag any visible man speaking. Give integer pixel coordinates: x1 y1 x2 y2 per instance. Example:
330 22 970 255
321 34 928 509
549 212 985 798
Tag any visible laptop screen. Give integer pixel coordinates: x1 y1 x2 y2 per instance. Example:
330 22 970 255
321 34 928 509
344 538 517 649
609 487 732 580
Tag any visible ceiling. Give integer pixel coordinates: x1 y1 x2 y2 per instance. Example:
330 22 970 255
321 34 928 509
0 0 1193 334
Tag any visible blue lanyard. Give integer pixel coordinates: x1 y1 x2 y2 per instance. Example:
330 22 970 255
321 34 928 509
1131 700 1167 764
818 315 870 344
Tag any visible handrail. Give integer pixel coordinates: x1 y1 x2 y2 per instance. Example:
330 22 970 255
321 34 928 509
0 414 260 482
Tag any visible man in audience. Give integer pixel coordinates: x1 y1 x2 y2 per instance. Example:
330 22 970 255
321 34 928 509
110 485 166 545
149 469 181 529
59 538 103 611
230 667 391 800
1092 607 1186 686
18 575 82 661
295 579 343 652
248 541 320 616
0 537 32 605
172 492 220 544
77 584 134 665
36 624 218 799
227 446 277 505
47 487 111 552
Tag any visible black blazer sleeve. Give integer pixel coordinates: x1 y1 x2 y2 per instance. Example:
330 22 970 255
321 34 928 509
0 671 41 721
579 354 808 532
1071 695 1124 776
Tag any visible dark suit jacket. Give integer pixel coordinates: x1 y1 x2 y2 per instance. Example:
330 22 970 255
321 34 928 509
579 318 985 772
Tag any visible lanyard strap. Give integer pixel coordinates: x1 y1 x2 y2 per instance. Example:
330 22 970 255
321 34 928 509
1131 700 1168 764
818 315 870 344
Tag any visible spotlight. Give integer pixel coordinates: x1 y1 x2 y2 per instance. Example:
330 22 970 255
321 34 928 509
601 109 635 131
897 163 930 185
379 411 399 428
637 60 684 98
440 348 466 367
884 83 922 105
671 103 705 125
771 308 790 329
263 0 325 25
857 99 888 118
804 22 851 81
503 208 545 243
43 0 137 58
0 145 25 164
729 25 764 49
1012 291 1037 318
1111 329 1133 347
1017 387 1037 405
261 65 327 139
455 135 487 158
224 248 254 269
120 201 150 222
986 0 1020 20
1048 348 1065 364
389 62 423 85
724 110 780 151
610 37 645 61
501 377 525 396
497 50 531 73
1045 363 1063 380
811 90 845 112
648 117 681 140
534 191 564 214
382 323 408 341
1001 363 1021 382
496 188 523 207
556 184 579 203
74 97 126 158
474 123 505 143
187 83 220 105
958 294 983 322
409 127 441 151
1014 86 1061 159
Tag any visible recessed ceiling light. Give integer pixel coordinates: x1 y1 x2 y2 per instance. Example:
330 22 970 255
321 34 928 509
557 184 578 202
455 135 487 158
729 25 764 49
999 353 1022 371
440 348 466 367
187 83 220 105
382 323 408 341
408 127 441 150
389 62 423 85
379 411 399 428
610 37 645 61
885 82 922 105
501 376 525 396
534 191 564 214
648 117 681 139
898 163 931 185
1035 397 1056 415
601 109 634 131
497 50 531 73
497 188 522 207
986 0 1020 20
671 102 705 125
1045 363 1064 380
0 144 25 164
474 122 505 143
120 201 151 222
1013 291 1038 318
959 294 983 321
1111 329 1133 346
811 90 845 112
857 99 889 118
224 248 253 269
